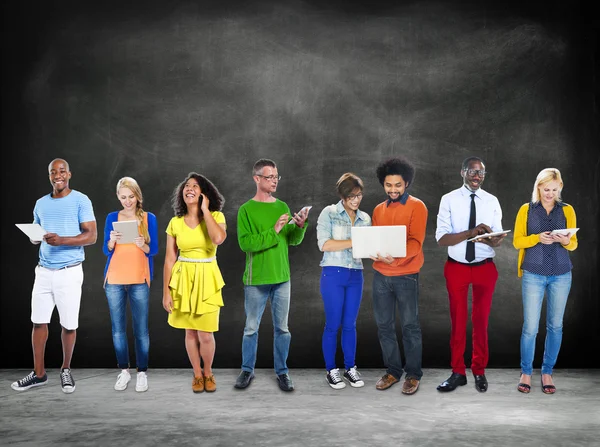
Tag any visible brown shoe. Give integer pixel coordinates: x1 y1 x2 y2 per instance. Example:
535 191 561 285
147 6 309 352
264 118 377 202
192 376 204 393
204 375 217 392
376 373 399 390
401 377 420 395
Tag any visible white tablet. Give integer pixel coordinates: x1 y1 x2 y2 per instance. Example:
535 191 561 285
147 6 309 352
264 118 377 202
466 229 511 242
112 220 139 244
351 225 406 259
16 223 47 242
550 228 579 236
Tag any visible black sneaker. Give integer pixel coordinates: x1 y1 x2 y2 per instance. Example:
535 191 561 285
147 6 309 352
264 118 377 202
60 368 76 394
326 368 346 390
11 371 48 392
343 366 365 388
234 371 254 389
277 373 294 392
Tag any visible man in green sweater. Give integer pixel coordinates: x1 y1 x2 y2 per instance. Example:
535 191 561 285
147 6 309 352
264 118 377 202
234 159 309 392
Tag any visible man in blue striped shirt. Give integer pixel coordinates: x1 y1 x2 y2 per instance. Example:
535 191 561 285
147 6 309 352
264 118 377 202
11 159 97 394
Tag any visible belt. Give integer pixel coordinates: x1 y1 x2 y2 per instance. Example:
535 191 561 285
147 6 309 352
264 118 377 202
39 262 82 270
178 256 215 263
447 256 494 267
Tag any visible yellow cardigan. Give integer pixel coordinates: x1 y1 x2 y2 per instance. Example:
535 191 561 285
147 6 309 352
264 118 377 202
513 203 578 277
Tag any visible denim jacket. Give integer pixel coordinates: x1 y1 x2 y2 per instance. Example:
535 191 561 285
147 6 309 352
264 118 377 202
316 200 371 269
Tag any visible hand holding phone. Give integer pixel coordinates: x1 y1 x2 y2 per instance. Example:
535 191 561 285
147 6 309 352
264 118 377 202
288 206 312 226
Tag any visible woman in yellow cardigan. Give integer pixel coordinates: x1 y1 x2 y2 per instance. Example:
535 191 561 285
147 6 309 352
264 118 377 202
513 168 577 394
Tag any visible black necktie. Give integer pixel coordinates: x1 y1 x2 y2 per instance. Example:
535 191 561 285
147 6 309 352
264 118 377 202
466 193 476 262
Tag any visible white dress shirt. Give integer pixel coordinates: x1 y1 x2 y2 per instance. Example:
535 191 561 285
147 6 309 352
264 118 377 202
435 185 504 263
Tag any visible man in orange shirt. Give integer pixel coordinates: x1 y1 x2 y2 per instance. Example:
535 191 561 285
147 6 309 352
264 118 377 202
370 157 428 395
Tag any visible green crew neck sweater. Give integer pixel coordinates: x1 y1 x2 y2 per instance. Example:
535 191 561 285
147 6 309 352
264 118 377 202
237 198 308 285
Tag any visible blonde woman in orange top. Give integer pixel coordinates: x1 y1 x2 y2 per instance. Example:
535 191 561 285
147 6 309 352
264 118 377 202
103 177 159 392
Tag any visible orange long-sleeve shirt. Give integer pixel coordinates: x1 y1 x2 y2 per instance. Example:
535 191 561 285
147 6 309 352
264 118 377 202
372 196 428 276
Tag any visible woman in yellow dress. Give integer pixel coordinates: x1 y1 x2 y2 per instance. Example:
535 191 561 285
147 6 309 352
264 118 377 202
162 172 227 393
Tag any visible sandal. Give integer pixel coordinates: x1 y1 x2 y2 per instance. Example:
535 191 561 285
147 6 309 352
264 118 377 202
518 374 531 394
541 375 556 394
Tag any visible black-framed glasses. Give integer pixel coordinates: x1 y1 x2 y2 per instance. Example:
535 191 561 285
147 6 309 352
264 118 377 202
347 193 363 201
257 175 281 182
464 169 486 177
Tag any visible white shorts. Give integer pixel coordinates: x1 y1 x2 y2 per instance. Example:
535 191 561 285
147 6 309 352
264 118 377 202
31 264 84 330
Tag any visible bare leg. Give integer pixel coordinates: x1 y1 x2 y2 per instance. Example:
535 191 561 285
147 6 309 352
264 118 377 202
185 329 202 377
61 327 77 369
32 324 49 377
198 331 215 377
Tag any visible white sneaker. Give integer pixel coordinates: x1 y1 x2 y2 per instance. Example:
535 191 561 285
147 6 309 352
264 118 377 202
343 366 365 388
326 368 346 390
114 369 131 391
136 371 148 392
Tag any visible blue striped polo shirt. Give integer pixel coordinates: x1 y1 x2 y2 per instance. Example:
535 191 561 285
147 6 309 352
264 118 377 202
522 202 572 276
33 190 96 269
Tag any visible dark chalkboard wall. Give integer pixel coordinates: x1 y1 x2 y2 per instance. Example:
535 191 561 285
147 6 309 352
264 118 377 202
2 0 598 369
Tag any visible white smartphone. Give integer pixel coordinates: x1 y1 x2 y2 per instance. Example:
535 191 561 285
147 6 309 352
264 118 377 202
287 206 313 224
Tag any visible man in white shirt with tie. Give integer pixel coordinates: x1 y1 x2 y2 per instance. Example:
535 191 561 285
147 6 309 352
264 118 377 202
435 156 507 393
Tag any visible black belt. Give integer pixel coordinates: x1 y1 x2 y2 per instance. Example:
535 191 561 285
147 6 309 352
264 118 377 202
39 262 82 270
447 256 494 267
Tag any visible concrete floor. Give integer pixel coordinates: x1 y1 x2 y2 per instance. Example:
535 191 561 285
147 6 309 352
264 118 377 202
1 368 599 447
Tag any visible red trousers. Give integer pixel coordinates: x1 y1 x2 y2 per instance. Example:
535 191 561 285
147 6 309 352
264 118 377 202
443 260 498 375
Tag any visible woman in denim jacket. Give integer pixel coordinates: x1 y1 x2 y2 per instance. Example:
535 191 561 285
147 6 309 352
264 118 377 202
316 173 371 389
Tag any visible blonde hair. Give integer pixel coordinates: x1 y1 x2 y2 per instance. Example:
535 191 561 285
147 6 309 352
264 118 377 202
531 168 563 204
116 177 150 243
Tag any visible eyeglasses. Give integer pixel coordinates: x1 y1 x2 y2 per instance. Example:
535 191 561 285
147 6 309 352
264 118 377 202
257 175 281 182
347 193 363 201
464 169 487 177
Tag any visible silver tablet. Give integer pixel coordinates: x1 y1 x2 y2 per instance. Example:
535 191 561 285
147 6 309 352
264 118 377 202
112 220 139 244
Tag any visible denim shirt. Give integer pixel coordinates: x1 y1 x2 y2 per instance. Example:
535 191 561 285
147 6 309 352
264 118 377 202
316 200 371 269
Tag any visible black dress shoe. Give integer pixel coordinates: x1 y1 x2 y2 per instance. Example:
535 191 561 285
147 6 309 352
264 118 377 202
234 371 254 389
277 373 294 392
474 374 488 392
437 373 467 392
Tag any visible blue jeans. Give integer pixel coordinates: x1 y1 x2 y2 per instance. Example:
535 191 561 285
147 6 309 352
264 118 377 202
320 267 364 371
520 271 572 376
372 271 423 380
242 281 291 375
105 283 150 371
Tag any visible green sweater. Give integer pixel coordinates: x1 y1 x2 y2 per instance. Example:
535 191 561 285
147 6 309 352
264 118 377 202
237 199 308 285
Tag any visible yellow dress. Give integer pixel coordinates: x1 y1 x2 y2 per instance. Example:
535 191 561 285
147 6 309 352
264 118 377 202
166 212 225 331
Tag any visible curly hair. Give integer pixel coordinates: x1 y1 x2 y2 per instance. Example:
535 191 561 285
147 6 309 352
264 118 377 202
171 172 225 218
375 157 415 187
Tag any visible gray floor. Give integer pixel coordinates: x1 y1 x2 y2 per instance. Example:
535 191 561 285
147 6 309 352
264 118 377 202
1 368 599 447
